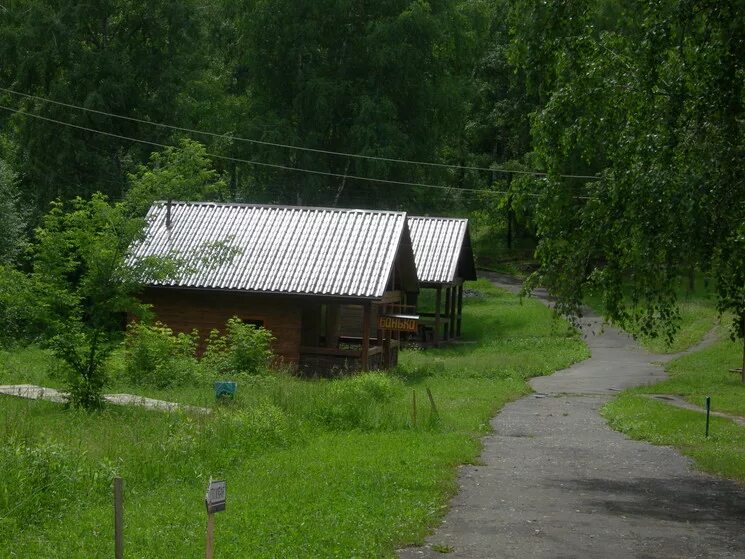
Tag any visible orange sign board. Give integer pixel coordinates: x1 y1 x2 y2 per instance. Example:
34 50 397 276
378 315 418 333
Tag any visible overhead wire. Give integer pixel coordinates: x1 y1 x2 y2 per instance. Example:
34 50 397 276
0 103 596 200
0 85 601 181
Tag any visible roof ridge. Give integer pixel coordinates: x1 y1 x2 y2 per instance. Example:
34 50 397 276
408 215 469 222
151 200 407 216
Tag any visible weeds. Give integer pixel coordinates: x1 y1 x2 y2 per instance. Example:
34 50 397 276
0 280 589 557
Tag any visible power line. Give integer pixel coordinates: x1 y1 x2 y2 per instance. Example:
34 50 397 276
0 103 595 200
0 85 601 181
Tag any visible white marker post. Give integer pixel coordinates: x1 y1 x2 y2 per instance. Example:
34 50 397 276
205 479 226 559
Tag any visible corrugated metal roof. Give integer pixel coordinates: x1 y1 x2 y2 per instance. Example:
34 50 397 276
129 202 410 299
408 216 474 284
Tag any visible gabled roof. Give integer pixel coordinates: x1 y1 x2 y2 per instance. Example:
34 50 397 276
408 216 477 285
130 201 418 299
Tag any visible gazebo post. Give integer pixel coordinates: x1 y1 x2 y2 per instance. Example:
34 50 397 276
444 287 451 341
449 283 457 339
456 283 464 337
434 286 442 347
361 301 371 370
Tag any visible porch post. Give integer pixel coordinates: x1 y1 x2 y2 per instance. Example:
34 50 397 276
382 304 391 368
444 287 451 340
449 283 457 340
361 301 371 370
434 286 442 347
456 283 464 337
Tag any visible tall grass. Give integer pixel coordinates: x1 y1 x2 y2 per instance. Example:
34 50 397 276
0 279 589 558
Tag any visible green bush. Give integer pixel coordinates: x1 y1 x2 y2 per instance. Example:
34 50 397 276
219 401 291 450
314 373 401 430
122 322 201 388
203 317 275 378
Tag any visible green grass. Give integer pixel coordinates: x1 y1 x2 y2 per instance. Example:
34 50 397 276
0 279 589 558
603 394 745 483
407 281 588 380
623 335 745 417
601 284 745 483
0 345 62 387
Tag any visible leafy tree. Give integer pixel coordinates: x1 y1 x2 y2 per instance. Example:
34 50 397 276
213 0 488 209
123 139 227 217
512 1 745 378
0 0 206 214
0 159 27 264
30 194 180 409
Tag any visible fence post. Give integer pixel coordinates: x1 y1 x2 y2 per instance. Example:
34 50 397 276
412 390 417 428
114 477 124 559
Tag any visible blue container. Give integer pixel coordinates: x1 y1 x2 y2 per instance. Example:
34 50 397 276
214 381 237 399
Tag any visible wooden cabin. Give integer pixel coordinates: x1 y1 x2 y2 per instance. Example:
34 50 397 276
407 216 477 345
129 201 418 374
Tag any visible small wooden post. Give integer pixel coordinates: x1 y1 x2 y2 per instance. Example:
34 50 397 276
434 287 442 347
361 302 371 370
449 284 457 340
114 477 124 559
426 387 438 417
206 511 215 559
411 389 417 428
456 283 464 337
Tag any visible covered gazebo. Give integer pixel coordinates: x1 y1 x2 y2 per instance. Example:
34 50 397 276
408 216 477 346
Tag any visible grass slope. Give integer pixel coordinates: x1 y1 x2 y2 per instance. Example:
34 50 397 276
602 282 745 484
603 395 745 483
0 279 589 558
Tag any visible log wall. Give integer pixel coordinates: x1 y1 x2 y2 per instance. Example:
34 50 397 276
140 288 303 365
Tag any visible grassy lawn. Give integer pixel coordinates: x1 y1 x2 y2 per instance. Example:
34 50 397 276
623 335 745 417
603 395 745 483
600 277 745 484
0 279 589 558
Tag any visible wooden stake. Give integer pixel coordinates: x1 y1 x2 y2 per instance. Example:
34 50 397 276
412 389 417 428
114 477 124 559
426 387 438 417
206 512 215 559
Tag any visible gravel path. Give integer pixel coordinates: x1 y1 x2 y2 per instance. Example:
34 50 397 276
398 272 745 559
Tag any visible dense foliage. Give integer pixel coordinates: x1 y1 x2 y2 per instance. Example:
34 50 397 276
0 1 743 373
510 0 745 370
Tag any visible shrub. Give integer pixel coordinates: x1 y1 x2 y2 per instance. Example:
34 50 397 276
203 317 274 378
314 373 401 430
123 322 200 388
219 401 291 449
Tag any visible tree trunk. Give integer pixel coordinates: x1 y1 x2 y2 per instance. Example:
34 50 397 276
687 267 695 292
741 313 745 384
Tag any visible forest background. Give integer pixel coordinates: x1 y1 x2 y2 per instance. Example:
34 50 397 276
0 0 743 360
